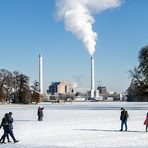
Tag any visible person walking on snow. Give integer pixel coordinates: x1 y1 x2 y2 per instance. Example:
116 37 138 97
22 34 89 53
144 112 148 132
37 107 44 121
0 113 11 143
2 112 19 143
119 108 129 131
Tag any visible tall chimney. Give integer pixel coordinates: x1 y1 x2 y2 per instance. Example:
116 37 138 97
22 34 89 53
39 53 43 94
91 57 95 98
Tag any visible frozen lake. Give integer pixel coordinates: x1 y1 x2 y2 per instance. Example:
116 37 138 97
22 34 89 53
0 102 148 148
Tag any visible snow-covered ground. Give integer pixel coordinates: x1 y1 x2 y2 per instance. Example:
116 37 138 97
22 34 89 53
0 102 148 148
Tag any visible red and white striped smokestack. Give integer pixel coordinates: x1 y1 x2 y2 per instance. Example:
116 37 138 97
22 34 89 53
91 57 95 98
39 53 43 94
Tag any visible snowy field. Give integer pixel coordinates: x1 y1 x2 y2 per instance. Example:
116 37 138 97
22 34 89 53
0 102 148 148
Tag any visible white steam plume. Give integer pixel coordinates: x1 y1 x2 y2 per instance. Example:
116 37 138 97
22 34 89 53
56 0 122 56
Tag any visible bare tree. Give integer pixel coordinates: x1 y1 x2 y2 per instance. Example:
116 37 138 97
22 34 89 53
0 69 13 103
0 69 42 104
128 45 148 101
31 80 41 103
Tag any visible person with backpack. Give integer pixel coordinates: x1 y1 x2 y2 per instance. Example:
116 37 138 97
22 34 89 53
144 112 148 132
119 108 129 131
2 112 19 143
37 107 44 121
0 113 11 143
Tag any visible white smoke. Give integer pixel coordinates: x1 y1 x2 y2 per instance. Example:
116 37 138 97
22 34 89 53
71 82 78 88
56 0 122 56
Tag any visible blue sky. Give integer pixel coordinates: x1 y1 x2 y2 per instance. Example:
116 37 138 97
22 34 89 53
0 0 148 93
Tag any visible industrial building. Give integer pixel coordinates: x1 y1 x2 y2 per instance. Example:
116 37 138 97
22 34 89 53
96 86 120 101
47 81 74 95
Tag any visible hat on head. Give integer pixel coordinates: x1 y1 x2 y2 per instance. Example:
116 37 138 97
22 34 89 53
5 113 8 117
9 112 12 115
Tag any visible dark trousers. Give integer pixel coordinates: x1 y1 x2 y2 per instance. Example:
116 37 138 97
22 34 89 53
3 128 16 142
146 125 148 132
38 116 43 121
0 131 10 142
121 120 127 131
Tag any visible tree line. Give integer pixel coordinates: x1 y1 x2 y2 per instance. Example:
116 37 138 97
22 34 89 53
0 69 41 104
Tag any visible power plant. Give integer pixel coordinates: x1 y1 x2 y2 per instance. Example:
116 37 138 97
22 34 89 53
39 53 43 94
39 53 95 98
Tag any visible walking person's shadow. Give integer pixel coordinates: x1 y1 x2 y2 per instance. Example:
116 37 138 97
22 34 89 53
75 129 145 133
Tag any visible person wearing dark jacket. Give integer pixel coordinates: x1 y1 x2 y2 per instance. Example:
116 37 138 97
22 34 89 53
2 112 19 143
0 113 11 143
37 107 44 121
120 108 129 131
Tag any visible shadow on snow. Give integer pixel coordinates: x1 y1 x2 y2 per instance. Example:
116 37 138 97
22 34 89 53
75 129 146 133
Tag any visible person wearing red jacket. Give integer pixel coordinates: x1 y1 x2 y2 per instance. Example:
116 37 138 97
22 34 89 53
144 112 148 132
